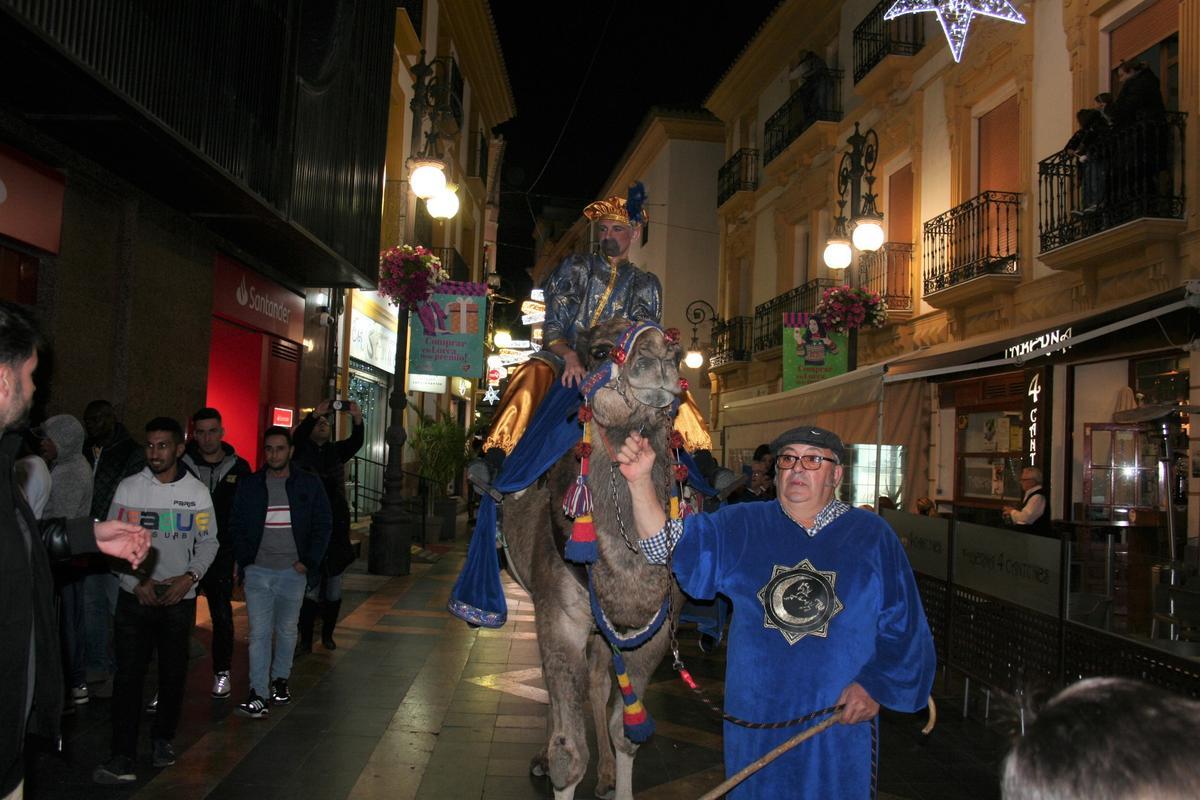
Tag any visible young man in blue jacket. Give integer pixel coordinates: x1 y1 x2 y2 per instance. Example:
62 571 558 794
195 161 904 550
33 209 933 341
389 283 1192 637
230 426 331 718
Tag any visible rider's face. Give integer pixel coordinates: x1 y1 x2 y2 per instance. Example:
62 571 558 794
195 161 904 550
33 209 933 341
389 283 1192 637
598 220 635 260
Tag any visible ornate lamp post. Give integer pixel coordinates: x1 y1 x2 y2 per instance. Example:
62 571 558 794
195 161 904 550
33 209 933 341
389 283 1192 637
823 123 884 271
369 51 461 576
683 299 718 369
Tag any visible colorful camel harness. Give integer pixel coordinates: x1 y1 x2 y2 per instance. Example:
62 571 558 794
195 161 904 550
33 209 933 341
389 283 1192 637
559 320 688 743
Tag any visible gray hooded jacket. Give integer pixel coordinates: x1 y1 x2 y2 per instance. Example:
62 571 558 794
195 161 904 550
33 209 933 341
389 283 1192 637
41 414 94 520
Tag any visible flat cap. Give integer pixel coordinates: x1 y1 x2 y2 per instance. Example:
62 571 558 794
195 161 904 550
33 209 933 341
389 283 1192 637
770 426 846 464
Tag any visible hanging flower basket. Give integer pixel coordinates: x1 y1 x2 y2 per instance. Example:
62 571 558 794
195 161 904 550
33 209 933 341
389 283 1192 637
378 245 448 311
815 285 887 334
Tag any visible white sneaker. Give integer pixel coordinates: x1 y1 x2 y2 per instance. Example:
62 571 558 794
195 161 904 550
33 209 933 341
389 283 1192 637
71 683 89 705
211 671 232 699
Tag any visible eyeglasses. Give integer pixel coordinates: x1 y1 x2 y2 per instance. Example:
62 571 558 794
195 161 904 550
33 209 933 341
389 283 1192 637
776 453 839 471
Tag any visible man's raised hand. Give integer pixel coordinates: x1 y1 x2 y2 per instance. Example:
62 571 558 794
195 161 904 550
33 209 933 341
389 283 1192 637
616 431 656 485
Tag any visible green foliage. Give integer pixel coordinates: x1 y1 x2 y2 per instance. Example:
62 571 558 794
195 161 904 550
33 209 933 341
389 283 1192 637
410 411 470 497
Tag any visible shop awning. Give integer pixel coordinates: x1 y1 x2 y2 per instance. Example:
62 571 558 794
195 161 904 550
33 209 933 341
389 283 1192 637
884 286 1197 384
719 360 891 428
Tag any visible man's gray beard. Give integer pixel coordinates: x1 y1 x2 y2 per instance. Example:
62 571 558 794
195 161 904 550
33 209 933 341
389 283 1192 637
600 239 622 258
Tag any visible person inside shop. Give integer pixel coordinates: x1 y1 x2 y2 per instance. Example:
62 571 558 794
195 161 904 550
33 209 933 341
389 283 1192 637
914 496 937 517
1002 677 1200 800
1002 467 1047 532
614 424 935 798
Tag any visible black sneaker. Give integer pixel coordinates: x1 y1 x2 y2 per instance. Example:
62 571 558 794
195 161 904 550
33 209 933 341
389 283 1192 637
152 738 176 768
270 678 290 705
236 691 269 719
93 755 137 784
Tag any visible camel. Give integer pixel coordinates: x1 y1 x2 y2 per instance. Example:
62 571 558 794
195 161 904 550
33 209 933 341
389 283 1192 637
499 318 686 800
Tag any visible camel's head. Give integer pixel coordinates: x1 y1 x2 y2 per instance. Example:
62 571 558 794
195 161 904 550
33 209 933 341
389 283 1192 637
576 319 683 429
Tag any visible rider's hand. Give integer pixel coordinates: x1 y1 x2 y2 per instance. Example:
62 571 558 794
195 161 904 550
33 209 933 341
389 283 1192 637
616 431 656 486
561 351 586 387
836 682 880 725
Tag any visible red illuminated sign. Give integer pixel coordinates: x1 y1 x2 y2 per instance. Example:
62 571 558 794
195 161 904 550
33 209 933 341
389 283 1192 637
272 407 295 428
211 254 305 343
0 144 65 254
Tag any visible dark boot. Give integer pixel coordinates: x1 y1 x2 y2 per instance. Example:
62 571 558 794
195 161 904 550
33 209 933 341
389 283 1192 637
297 598 318 654
320 599 342 650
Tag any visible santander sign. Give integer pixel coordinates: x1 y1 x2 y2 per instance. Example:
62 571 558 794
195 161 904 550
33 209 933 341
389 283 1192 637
212 254 305 343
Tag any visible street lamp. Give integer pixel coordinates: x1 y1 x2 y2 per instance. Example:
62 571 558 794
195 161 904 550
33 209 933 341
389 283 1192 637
684 299 717 369
824 123 884 270
405 51 460 217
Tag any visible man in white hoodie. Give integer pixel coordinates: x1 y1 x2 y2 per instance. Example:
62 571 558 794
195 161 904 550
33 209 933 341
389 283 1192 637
93 417 218 785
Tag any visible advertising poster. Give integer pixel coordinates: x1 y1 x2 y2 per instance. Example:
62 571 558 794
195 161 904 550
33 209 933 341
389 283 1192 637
408 283 488 380
781 312 849 391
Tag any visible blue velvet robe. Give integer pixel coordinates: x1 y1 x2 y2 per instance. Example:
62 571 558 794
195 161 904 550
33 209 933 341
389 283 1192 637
541 254 661 350
673 502 935 799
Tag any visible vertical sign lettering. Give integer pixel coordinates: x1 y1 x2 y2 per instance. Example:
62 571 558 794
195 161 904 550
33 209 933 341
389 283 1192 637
1023 366 1051 495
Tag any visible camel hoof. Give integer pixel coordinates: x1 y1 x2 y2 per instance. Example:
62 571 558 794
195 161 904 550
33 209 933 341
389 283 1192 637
594 786 615 800
530 755 549 778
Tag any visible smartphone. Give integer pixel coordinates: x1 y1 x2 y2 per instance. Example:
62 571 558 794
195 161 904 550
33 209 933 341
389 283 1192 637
331 399 349 412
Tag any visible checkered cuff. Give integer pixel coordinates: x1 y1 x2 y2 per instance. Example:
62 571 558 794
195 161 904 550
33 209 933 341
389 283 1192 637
641 518 685 565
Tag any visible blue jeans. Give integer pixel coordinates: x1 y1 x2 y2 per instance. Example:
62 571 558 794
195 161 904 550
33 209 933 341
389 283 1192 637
83 572 119 674
243 565 307 697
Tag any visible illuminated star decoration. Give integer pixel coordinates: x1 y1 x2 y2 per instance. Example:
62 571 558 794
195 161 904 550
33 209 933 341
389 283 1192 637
482 385 500 404
884 0 1025 62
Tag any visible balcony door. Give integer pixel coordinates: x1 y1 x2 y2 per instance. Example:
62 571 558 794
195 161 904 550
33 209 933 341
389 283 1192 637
976 96 1019 261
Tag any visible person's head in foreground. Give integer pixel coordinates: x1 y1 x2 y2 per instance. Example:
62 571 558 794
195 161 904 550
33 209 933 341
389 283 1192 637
1002 677 1200 800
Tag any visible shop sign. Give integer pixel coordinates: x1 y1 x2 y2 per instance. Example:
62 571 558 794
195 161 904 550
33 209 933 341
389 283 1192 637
1004 327 1071 360
1023 366 1052 478
781 312 849 391
521 311 545 325
350 311 398 374
271 407 295 427
408 373 447 393
954 522 1060 614
408 284 488 379
452 377 472 399
0 144 65 254
212 254 305 343
883 510 948 580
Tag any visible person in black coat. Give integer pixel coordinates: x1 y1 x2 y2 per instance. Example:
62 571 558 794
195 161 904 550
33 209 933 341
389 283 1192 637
0 302 150 797
292 398 364 651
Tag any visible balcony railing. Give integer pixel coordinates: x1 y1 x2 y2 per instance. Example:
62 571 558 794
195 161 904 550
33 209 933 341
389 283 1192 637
853 0 925 84
718 149 759 207
709 316 753 368
763 65 843 164
468 130 490 180
1038 112 1187 252
433 56 464 131
431 247 470 282
858 242 913 312
923 191 1020 294
752 279 837 352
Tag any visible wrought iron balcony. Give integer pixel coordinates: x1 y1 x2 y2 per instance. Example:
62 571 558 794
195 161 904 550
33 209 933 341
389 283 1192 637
433 55 464 132
858 242 913 313
752 279 837 353
923 191 1020 295
1038 112 1186 252
431 247 470 282
853 0 925 84
468 130 490 180
763 65 843 165
709 316 754 369
717 149 759 207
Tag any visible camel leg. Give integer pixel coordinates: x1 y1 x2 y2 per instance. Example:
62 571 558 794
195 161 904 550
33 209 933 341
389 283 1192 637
588 636 616 800
538 605 592 799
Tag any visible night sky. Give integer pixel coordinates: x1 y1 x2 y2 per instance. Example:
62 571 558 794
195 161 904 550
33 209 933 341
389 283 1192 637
488 1 780 312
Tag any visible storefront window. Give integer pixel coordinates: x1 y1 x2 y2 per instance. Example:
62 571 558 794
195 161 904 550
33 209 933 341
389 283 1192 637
1132 354 1189 406
955 406 1024 507
839 444 906 508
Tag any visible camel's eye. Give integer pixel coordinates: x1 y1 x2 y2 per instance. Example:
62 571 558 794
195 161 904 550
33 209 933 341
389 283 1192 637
590 345 612 361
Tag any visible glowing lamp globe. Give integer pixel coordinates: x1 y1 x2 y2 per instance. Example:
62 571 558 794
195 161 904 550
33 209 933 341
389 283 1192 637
684 350 704 369
851 219 885 252
426 186 460 220
823 238 853 270
409 159 446 200
494 330 513 348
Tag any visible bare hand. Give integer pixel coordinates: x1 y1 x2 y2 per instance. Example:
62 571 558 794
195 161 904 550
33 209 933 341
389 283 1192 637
158 574 194 606
293 561 307 574
615 431 655 485
134 579 160 607
836 682 879 725
94 520 152 569
313 399 332 416
561 351 586 387
349 400 363 423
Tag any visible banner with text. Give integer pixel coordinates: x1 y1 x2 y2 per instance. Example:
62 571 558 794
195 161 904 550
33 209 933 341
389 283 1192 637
408 283 488 380
781 312 849 391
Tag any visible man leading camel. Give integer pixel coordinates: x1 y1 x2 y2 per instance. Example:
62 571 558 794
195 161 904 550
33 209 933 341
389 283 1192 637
616 425 935 798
